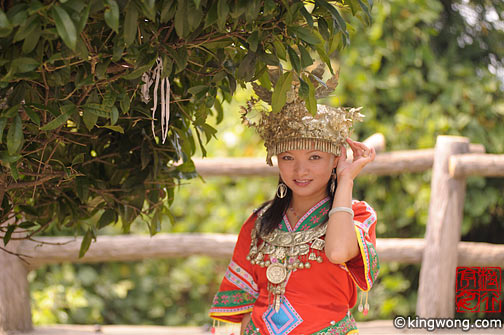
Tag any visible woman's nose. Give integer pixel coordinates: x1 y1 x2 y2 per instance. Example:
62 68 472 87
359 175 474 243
293 161 308 175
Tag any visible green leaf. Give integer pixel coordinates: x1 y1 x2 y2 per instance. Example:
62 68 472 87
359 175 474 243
287 46 300 73
98 209 116 229
82 103 111 118
40 104 76 131
18 205 38 216
100 125 124 133
272 37 287 60
18 221 37 229
187 85 208 96
124 2 138 46
3 224 15 246
82 108 98 130
76 176 90 202
7 115 23 155
110 106 119 125
271 71 293 113
9 161 18 181
304 75 317 115
0 9 13 37
318 17 330 41
23 105 40 126
120 94 130 114
217 0 229 31
300 6 314 27
139 0 156 21
76 3 90 34
357 0 372 24
79 229 93 258
150 208 161 235
174 0 188 38
104 0 119 33
71 153 85 165
161 0 177 23
0 118 6 143
289 26 321 45
299 45 313 68
187 3 203 33
11 57 40 73
247 31 259 52
0 151 21 163
316 0 349 43
258 70 272 90
51 5 77 50
236 52 256 81
316 44 333 74
166 47 187 74
122 57 156 79
204 0 218 27
141 140 150 170
22 28 41 53
13 15 38 42
213 98 224 124
201 123 217 143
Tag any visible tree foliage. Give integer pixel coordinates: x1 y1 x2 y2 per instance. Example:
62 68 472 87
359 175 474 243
335 0 504 320
0 0 372 252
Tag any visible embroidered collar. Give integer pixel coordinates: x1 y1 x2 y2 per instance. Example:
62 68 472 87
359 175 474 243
280 197 331 232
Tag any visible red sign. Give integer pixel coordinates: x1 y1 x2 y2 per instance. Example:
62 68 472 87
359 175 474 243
456 267 502 313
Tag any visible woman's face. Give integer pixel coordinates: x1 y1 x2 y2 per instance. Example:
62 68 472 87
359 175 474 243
277 149 339 199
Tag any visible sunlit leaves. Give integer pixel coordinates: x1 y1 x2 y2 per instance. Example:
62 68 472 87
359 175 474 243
0 0 372 256
271 71 293 113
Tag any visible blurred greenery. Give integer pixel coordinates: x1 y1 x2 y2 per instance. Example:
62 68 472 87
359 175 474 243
30 0 504 327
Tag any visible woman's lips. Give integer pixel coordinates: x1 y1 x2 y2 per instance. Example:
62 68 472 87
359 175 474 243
293 179 312 187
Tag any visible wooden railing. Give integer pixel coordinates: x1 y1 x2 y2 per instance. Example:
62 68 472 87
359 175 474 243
1 134 504 332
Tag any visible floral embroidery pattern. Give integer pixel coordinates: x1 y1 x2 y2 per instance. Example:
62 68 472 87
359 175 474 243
244 312 358 335
312 312 358 335
346 201 380 291
281 197 331 232
229 260 258 291
225 268 259 298
212 290 256 307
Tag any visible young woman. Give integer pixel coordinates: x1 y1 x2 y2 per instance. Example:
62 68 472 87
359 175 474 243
209 86 380 335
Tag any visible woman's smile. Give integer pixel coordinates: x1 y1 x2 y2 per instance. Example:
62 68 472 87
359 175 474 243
293 179 313 187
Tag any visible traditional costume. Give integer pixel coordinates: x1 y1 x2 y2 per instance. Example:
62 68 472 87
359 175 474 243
209 68 380 334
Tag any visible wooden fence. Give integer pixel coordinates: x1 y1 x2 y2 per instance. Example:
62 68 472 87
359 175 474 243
1 134 504 333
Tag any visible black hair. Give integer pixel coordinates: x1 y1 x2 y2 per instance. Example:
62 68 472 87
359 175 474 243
258 170 337 236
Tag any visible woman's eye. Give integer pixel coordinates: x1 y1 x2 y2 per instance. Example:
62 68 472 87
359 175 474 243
281 156 293 160
310 155 321 160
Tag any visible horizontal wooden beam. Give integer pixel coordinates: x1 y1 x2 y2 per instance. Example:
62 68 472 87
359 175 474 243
17 234 504 270
193 143 485 177
450 153 504 177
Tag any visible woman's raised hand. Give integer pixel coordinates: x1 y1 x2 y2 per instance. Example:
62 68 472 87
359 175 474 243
336 138 376 181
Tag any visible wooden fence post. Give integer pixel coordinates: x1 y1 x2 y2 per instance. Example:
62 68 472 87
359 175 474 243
0 229 33 333
417 135 469 317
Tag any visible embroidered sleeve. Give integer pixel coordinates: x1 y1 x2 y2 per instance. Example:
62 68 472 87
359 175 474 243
344 200 380 292
209 213 258 324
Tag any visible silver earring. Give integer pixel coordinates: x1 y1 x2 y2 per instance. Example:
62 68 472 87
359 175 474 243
276 182 287 198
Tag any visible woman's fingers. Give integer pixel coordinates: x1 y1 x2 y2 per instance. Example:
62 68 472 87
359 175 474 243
340 143 347 160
